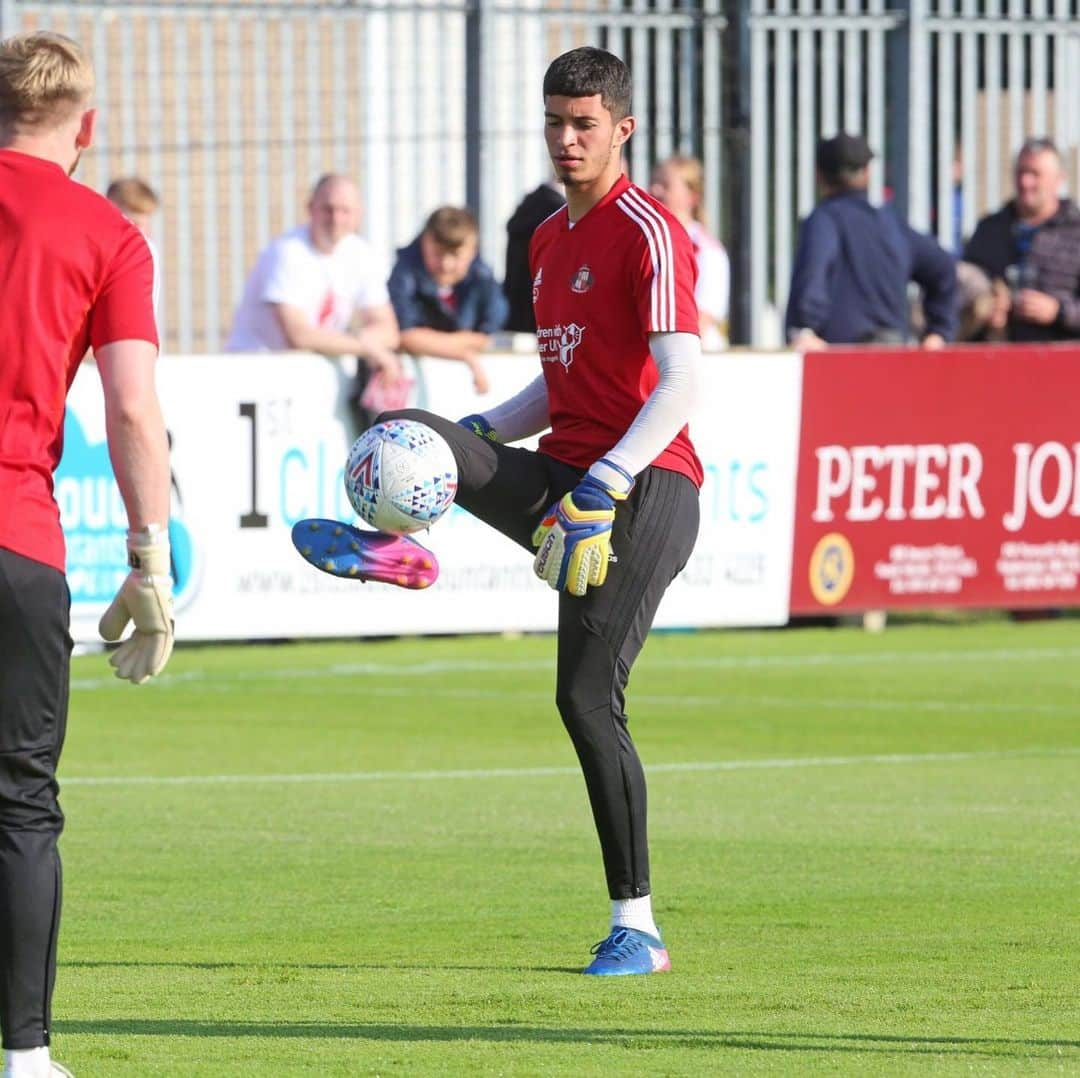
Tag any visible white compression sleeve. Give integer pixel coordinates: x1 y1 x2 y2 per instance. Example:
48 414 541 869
590 331 702 482
481 373 551 443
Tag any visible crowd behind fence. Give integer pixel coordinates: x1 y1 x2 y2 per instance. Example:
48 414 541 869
1 0 1077 349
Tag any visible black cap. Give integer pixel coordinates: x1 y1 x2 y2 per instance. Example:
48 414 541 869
816 133 874 176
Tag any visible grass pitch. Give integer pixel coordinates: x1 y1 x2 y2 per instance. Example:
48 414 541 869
53 618 1079 1075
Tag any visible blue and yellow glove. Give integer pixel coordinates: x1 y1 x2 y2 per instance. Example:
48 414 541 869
458 414 501 443
531 459 635 597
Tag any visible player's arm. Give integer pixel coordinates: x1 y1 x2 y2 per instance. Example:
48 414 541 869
532 333 702 596
94 339 174 684
459 373 550 443
602 331 702 476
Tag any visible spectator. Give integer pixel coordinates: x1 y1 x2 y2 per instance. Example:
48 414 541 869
388 205 509 395
106 176 161 317
962 137 1080 342
650 154 730 349
226 173 401 386
503 178 565 333
786 133 957 351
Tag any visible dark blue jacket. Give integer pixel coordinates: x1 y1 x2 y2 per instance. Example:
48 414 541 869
785 191 957 344
388 236 508 334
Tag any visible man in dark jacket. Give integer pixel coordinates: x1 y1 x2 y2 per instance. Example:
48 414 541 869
962 138 1080 342
786 133 957 350
388 205 509 394
503 179 565 332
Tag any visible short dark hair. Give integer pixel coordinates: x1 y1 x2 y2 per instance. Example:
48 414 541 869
542 47 631 121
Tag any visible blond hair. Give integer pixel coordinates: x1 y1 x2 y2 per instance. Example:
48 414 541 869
107 177 160 216
658 154 706 223
0 31 94 132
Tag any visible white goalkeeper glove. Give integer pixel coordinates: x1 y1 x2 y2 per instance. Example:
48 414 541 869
99 525 174 685
532 459 635 597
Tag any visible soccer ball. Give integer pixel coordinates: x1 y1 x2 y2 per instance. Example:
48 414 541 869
344 419 458 535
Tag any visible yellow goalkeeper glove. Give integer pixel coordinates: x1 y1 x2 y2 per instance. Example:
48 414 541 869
531 459 635 597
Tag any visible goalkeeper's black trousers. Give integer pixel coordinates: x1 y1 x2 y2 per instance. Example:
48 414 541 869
380 410 700 900
0 548 69 1050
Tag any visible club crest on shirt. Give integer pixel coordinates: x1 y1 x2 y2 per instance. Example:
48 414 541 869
536 322 585 370
532 268 543 306
570 264 594 293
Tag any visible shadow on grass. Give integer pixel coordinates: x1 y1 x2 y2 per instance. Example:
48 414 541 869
55 1020 1079 1058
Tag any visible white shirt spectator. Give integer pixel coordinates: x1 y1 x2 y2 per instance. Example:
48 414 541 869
227 226 389 351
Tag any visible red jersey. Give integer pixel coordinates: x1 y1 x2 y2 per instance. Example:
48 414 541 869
0 149 158 572
529 174 704 487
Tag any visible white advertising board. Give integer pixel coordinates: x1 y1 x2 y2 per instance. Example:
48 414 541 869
60 351 801 644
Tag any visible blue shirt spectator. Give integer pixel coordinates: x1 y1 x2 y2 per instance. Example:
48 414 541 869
388 205 508 394
786 133 957 350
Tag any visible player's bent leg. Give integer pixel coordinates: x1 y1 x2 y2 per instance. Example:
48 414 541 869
377 409 581 552
290 519 438 589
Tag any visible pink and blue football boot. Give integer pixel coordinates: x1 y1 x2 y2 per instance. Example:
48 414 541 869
582 927 672 976
290 519 438 589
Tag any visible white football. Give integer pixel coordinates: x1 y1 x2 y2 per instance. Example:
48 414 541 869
344 419 458 535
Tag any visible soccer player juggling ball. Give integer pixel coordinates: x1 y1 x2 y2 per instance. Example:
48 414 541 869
303 47 703 976
0 30 173 1078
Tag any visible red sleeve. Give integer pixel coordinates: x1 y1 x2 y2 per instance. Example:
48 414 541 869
88 223 159 351
629 213 699 335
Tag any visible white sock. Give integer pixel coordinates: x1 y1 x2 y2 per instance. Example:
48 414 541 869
611 895 660 937
2 1047 50 1078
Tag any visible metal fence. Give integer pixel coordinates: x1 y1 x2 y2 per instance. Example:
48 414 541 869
2 0 1077 349
0 0 725 353
748 0 1080 345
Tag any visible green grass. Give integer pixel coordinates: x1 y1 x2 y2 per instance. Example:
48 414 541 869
52 618 1080 1075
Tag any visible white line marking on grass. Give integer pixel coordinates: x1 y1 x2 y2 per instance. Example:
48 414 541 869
61 747 1080 788
69 645 1080 692
68 678 1076 717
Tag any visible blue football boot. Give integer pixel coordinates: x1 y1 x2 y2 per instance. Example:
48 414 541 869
582 926 671 976
290 519 438 589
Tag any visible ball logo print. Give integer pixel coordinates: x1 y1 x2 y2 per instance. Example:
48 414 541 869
344 419 458 535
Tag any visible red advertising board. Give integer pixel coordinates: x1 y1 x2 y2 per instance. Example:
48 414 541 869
790 346 1080 613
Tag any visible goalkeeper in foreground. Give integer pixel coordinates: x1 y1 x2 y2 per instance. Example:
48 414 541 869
303 47 702 976
0 31 173 1077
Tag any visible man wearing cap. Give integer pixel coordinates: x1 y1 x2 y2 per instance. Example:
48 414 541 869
785 132 957 350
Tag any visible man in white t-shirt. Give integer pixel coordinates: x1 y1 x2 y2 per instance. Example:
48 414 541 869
227 174 401 384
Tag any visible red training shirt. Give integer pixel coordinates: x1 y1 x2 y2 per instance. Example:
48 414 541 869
0 149 158 572
529 174 704 487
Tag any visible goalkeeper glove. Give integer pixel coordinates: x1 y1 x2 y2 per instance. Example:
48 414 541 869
98 525 175 685
532 459 635 597
458 414 501 443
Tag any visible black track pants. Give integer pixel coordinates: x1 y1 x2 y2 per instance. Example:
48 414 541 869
0 549 70 1050
379 410 700 898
